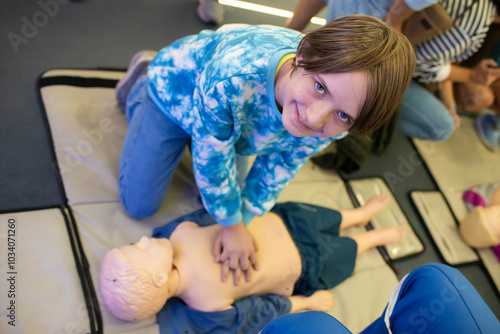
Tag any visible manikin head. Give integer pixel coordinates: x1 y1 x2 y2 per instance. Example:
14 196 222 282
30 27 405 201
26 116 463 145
99 236 174 321
460 206 500 248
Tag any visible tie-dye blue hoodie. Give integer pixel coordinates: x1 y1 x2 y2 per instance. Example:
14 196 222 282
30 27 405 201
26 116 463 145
147 24 347 226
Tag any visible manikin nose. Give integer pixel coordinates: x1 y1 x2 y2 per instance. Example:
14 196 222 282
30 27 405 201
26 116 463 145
136 235 151 249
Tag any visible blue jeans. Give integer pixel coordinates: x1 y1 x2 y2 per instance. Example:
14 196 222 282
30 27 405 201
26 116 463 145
261 263 500 334
119 75 191 218
398 80 455 141
119 76 251 218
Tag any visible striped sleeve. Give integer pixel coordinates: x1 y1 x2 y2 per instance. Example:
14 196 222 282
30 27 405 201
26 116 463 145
412 0 496 83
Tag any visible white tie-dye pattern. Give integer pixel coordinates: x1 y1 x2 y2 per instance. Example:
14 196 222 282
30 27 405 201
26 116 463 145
146 24 345 224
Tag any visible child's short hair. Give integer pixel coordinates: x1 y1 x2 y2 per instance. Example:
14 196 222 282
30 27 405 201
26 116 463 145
296 15 416 136
99 248 169 321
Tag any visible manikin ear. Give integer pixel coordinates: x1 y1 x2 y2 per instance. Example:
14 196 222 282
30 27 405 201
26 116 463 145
153 273 168 287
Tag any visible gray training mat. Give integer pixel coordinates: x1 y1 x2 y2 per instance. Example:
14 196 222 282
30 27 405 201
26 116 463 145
411 190 479 265
413 116 500 293
349 177 424 260
0 68 404 334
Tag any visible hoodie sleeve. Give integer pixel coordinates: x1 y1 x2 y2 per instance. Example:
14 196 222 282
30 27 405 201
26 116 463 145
191 78 248 226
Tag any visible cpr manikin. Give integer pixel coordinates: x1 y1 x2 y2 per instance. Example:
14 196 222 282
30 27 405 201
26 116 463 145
99 196 406 331
461 183 500 248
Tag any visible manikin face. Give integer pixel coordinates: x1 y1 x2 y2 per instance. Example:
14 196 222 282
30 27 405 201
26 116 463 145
120 236 173 278
277 60 368 138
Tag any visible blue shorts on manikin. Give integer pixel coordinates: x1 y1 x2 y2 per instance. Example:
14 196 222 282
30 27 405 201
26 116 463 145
152 202 357 334
261 263 500 334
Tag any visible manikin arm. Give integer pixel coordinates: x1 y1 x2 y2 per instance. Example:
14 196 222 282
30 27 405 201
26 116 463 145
289 290 333 313
158 294 292 333
157 292 332 333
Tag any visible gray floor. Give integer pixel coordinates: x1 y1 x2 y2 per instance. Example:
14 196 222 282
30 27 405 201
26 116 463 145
1 0 499 322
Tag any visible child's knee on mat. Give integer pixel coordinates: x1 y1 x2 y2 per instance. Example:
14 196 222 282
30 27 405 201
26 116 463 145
120 195 159 219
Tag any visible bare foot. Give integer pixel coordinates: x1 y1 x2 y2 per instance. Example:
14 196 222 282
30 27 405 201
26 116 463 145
356 195 389 227
374 225 407 246
306 290 334 312
352 225 407 254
